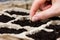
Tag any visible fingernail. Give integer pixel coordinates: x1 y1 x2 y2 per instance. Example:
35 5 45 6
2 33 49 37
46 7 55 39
32 16 38 21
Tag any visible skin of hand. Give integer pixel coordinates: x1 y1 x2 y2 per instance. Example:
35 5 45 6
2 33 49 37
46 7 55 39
30 0 60 21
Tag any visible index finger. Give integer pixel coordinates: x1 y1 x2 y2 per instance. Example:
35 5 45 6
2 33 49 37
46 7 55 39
30 0 46 18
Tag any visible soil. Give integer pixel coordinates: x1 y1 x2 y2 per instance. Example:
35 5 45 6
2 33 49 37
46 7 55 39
49 17 60 20
26 25 60 40
0 10 60 40
0 27 27 34
5 11 29 15
0 14 15 23
12 20 49 27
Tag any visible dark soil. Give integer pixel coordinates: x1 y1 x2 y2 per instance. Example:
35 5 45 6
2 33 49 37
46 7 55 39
0 27 27 34
46 25 60 33
26 30 59 40
12 20 49 27
49 17 60 20
5 11 29 15
0 14 15 23
26 25 60 40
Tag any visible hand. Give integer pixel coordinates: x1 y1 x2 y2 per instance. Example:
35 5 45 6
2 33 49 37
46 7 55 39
30 0 60 21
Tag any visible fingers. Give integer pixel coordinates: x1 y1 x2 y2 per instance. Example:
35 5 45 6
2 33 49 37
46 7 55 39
42 5 51 10
30 0 46 19
39 4 52 11
32 5 60 21
39 0 52 11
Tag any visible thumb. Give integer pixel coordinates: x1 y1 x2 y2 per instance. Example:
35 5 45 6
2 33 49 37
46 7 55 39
32 4 60 21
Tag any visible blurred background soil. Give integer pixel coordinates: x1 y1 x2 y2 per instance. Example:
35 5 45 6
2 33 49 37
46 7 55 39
0 0 33 11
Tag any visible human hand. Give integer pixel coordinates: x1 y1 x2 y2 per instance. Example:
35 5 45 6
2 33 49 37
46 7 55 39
30 0 60 21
